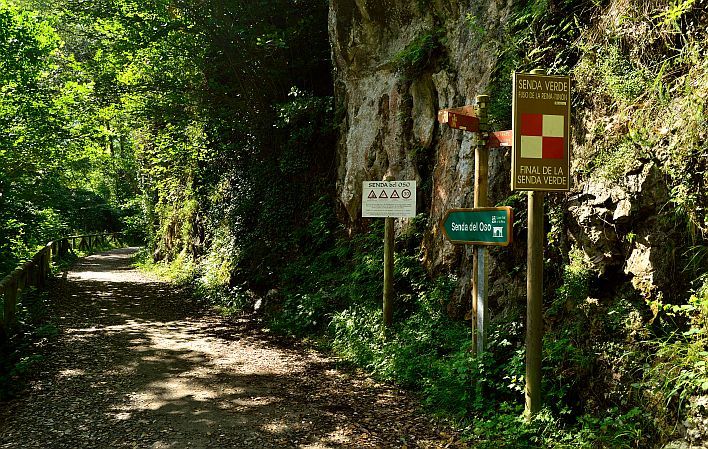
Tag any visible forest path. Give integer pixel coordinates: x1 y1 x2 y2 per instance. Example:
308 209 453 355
0 248 464 449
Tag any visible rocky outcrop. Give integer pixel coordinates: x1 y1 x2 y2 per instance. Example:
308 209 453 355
330 0 512 218
329 0 683 306
663 394 708 449
568 161 679 299
330 0 515 308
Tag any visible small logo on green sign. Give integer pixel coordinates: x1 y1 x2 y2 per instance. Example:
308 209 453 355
441 207 513 246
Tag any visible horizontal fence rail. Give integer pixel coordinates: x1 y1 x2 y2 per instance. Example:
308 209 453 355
0 232 124 339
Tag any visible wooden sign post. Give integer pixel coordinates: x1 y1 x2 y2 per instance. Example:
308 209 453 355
440 69 571 418
439 95 512 355
473 95 489 355
441 206 514 350
383 195 395 327
362 179 417 328
511 68 571 419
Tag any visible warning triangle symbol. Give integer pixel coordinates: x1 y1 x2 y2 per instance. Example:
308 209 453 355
390 190 400 199
368 190 377 199
379 190 388 199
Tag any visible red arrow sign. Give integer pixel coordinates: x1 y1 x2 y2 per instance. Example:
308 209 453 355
488 130 512 148
439 106 513 149
438 107 480 132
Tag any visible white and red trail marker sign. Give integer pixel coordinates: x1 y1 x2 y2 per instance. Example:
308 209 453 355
512 73 571 191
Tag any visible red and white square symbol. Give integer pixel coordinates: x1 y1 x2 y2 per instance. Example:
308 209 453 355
520 114 564 159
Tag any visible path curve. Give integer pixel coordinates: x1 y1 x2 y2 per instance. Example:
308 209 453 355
0 248 463 448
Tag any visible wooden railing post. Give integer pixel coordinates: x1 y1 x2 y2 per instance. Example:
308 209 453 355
0 232 125 338
2 279 18 336
37 255 44 288
0 285 5 338
36 253 45 288
31 261 38 288
39 252 45 287
19 270 26 291
44 247 51 279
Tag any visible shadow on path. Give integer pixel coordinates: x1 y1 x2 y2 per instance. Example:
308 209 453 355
0 248 459 449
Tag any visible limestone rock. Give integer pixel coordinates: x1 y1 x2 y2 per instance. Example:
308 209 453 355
330 0 678 306
411 76 436 149
683 395 708 447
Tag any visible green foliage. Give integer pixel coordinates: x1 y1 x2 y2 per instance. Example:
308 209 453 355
465 13 487 42
329 270 477 418
270 207 383 336
469 405 645 449
486 0 592 129
577 45 649 103
133 247 197 286
0 288 56 400
646 335 708 407
0 353 45 400
0 1 143 277
691 274 708 332
393 29 446 80
572 3 708 235
654 0 697 27
640 274 708 432
550 248 591 316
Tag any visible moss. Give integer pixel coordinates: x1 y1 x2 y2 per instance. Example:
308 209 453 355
392 29 446 80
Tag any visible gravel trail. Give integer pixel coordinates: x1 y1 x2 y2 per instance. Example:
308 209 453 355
0 248 465 449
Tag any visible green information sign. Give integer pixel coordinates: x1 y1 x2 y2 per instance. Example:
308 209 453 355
441 207 513 246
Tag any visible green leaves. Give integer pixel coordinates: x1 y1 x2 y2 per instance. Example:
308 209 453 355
392 29 446 80
0 1 138 275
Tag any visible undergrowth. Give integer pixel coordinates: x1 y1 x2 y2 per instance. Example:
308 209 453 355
135 1 708 447
0 288 57 400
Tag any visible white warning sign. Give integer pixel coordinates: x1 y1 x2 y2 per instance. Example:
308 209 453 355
362 181 416 218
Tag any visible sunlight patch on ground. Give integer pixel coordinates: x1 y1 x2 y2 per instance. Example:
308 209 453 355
67 249 159 284
122 378 219 412
67 269 156 283
65 319 150 336
261 421 289 434
58 368 86 378
111 411 132 421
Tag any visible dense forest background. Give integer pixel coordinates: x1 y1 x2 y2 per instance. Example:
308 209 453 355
1 0 707 447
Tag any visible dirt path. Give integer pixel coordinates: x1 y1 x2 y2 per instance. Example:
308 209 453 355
0 248 465 449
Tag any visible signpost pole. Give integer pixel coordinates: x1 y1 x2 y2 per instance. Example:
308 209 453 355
524 68 547 420
383 214 394 328
525 190 544 418
362 178 416 330
476 247 487 355
473 95 489 355
383 176 395 328
362 178 417 329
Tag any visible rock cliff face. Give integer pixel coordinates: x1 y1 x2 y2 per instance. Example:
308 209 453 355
329 0 686 309
330 0 520 310
329 0 511 217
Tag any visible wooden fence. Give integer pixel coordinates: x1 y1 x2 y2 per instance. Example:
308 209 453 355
0 232 124 339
